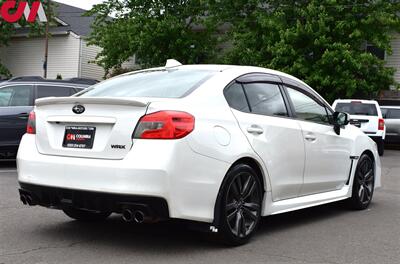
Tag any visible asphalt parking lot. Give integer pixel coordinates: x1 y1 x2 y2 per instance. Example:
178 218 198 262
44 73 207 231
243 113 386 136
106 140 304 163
1 151 399 264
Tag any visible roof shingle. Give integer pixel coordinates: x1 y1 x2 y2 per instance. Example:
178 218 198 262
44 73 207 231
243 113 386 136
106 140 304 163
15 1 95 37
55 2 95 36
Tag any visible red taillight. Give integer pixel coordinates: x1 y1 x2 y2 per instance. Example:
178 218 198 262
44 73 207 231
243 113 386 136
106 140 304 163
27 111 36 134
378 118 385 131
133 111 195 139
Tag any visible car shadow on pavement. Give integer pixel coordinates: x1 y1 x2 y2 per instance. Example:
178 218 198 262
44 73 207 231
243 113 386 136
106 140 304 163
257 201 354 237
35 215 223 251
30 201 358 250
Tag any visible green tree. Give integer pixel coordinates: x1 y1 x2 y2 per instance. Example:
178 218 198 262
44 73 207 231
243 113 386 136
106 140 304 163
86 0 219 76
0 0 50 77
211 0 400 101
0 2 16 78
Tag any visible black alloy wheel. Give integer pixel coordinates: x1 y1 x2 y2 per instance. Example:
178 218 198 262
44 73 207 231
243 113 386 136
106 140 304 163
348 154 375 210
219 164 262 246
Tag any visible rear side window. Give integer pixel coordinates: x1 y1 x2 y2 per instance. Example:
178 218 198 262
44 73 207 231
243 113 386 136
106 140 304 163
224 83 250 112
243 83 288 117
80 69 215 98
37 85 75 99
388 109 400 119
335 102 378 116
0 88 12 106
0 85 33 107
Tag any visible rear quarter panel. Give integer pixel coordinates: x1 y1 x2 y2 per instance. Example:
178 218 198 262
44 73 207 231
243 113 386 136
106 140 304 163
146 69 272 192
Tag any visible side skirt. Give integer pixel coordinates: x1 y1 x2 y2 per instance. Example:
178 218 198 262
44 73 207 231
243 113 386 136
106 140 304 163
263 186 352 216
263 156 359 217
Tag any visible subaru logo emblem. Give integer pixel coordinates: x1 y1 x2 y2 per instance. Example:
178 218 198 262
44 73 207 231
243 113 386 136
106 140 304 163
72 105 85 114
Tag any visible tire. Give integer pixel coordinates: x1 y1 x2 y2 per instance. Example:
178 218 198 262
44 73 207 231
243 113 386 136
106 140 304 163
347 154 375 210
377 139 384 156
218 164 263 246
63 208 111 222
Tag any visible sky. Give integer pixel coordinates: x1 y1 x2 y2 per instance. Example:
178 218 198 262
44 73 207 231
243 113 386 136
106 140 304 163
55 0 104 11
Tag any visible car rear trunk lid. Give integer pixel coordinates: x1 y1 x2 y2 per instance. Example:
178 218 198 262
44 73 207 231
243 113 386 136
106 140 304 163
34 97 149 160
349 115 379 133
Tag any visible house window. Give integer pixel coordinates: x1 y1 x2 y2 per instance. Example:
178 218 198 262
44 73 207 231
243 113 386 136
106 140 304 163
366 44 385 60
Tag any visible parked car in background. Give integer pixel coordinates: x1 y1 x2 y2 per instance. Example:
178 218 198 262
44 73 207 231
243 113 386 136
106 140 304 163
0 77 94 160
332 99 385 156
17 63 381 245
381 106 400 145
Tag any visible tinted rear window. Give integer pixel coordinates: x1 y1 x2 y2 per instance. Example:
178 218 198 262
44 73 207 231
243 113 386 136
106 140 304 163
224 83 250 112
243 83 288 117
80 69 215 98
335 103 378 116
37 85 76 99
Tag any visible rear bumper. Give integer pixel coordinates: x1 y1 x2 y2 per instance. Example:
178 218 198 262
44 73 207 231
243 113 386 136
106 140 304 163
19 183 169 220
369 136 384 142
17 134 230 223
364 131 385 140
384 135 400 144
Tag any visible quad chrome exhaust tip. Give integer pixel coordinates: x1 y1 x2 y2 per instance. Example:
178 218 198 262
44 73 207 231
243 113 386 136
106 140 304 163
122 209 146 223
133 210 145 223
122 209 134 222
20 194 27 205
19 193 36 206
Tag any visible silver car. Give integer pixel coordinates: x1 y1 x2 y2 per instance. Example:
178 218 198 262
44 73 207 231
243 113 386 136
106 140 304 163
381 106 400 144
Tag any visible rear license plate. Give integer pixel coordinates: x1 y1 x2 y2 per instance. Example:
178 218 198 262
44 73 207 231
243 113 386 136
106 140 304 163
62 126 96 149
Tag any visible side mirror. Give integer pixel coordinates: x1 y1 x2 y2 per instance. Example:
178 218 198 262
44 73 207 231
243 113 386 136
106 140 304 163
333 111 349 135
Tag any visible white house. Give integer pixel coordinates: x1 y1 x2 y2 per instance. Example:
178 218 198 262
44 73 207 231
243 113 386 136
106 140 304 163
0 2 119 80
386 33 400 85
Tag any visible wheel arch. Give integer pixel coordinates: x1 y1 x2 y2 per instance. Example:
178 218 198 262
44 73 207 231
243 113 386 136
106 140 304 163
361 149 375 163
350 149 376 187
212 156 267 228
352 133 379 165
360 149 377 177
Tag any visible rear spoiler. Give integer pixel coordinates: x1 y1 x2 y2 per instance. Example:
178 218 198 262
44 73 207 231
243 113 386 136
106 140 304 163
35 97 149 107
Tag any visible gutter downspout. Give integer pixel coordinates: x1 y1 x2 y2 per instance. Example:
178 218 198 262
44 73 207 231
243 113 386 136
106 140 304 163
78 37 83 78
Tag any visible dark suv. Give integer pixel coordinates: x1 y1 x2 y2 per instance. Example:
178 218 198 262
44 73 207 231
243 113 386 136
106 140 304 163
0 77 95 160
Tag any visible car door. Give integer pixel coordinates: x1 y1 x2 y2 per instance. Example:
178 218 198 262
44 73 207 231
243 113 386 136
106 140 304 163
224 74 305 201
385 108 400 143
284 86 353 195
0 85 34 149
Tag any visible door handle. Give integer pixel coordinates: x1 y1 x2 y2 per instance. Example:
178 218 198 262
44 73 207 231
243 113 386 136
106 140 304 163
247 125 264 135
17 113 29 120
304 134 317 142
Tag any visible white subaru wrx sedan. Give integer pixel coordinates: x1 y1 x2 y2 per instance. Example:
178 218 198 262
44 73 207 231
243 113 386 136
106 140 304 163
18 62 381 245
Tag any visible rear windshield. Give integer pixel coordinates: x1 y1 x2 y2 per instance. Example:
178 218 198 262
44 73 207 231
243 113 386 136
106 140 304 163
335 102 378 116
80 69 215 98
